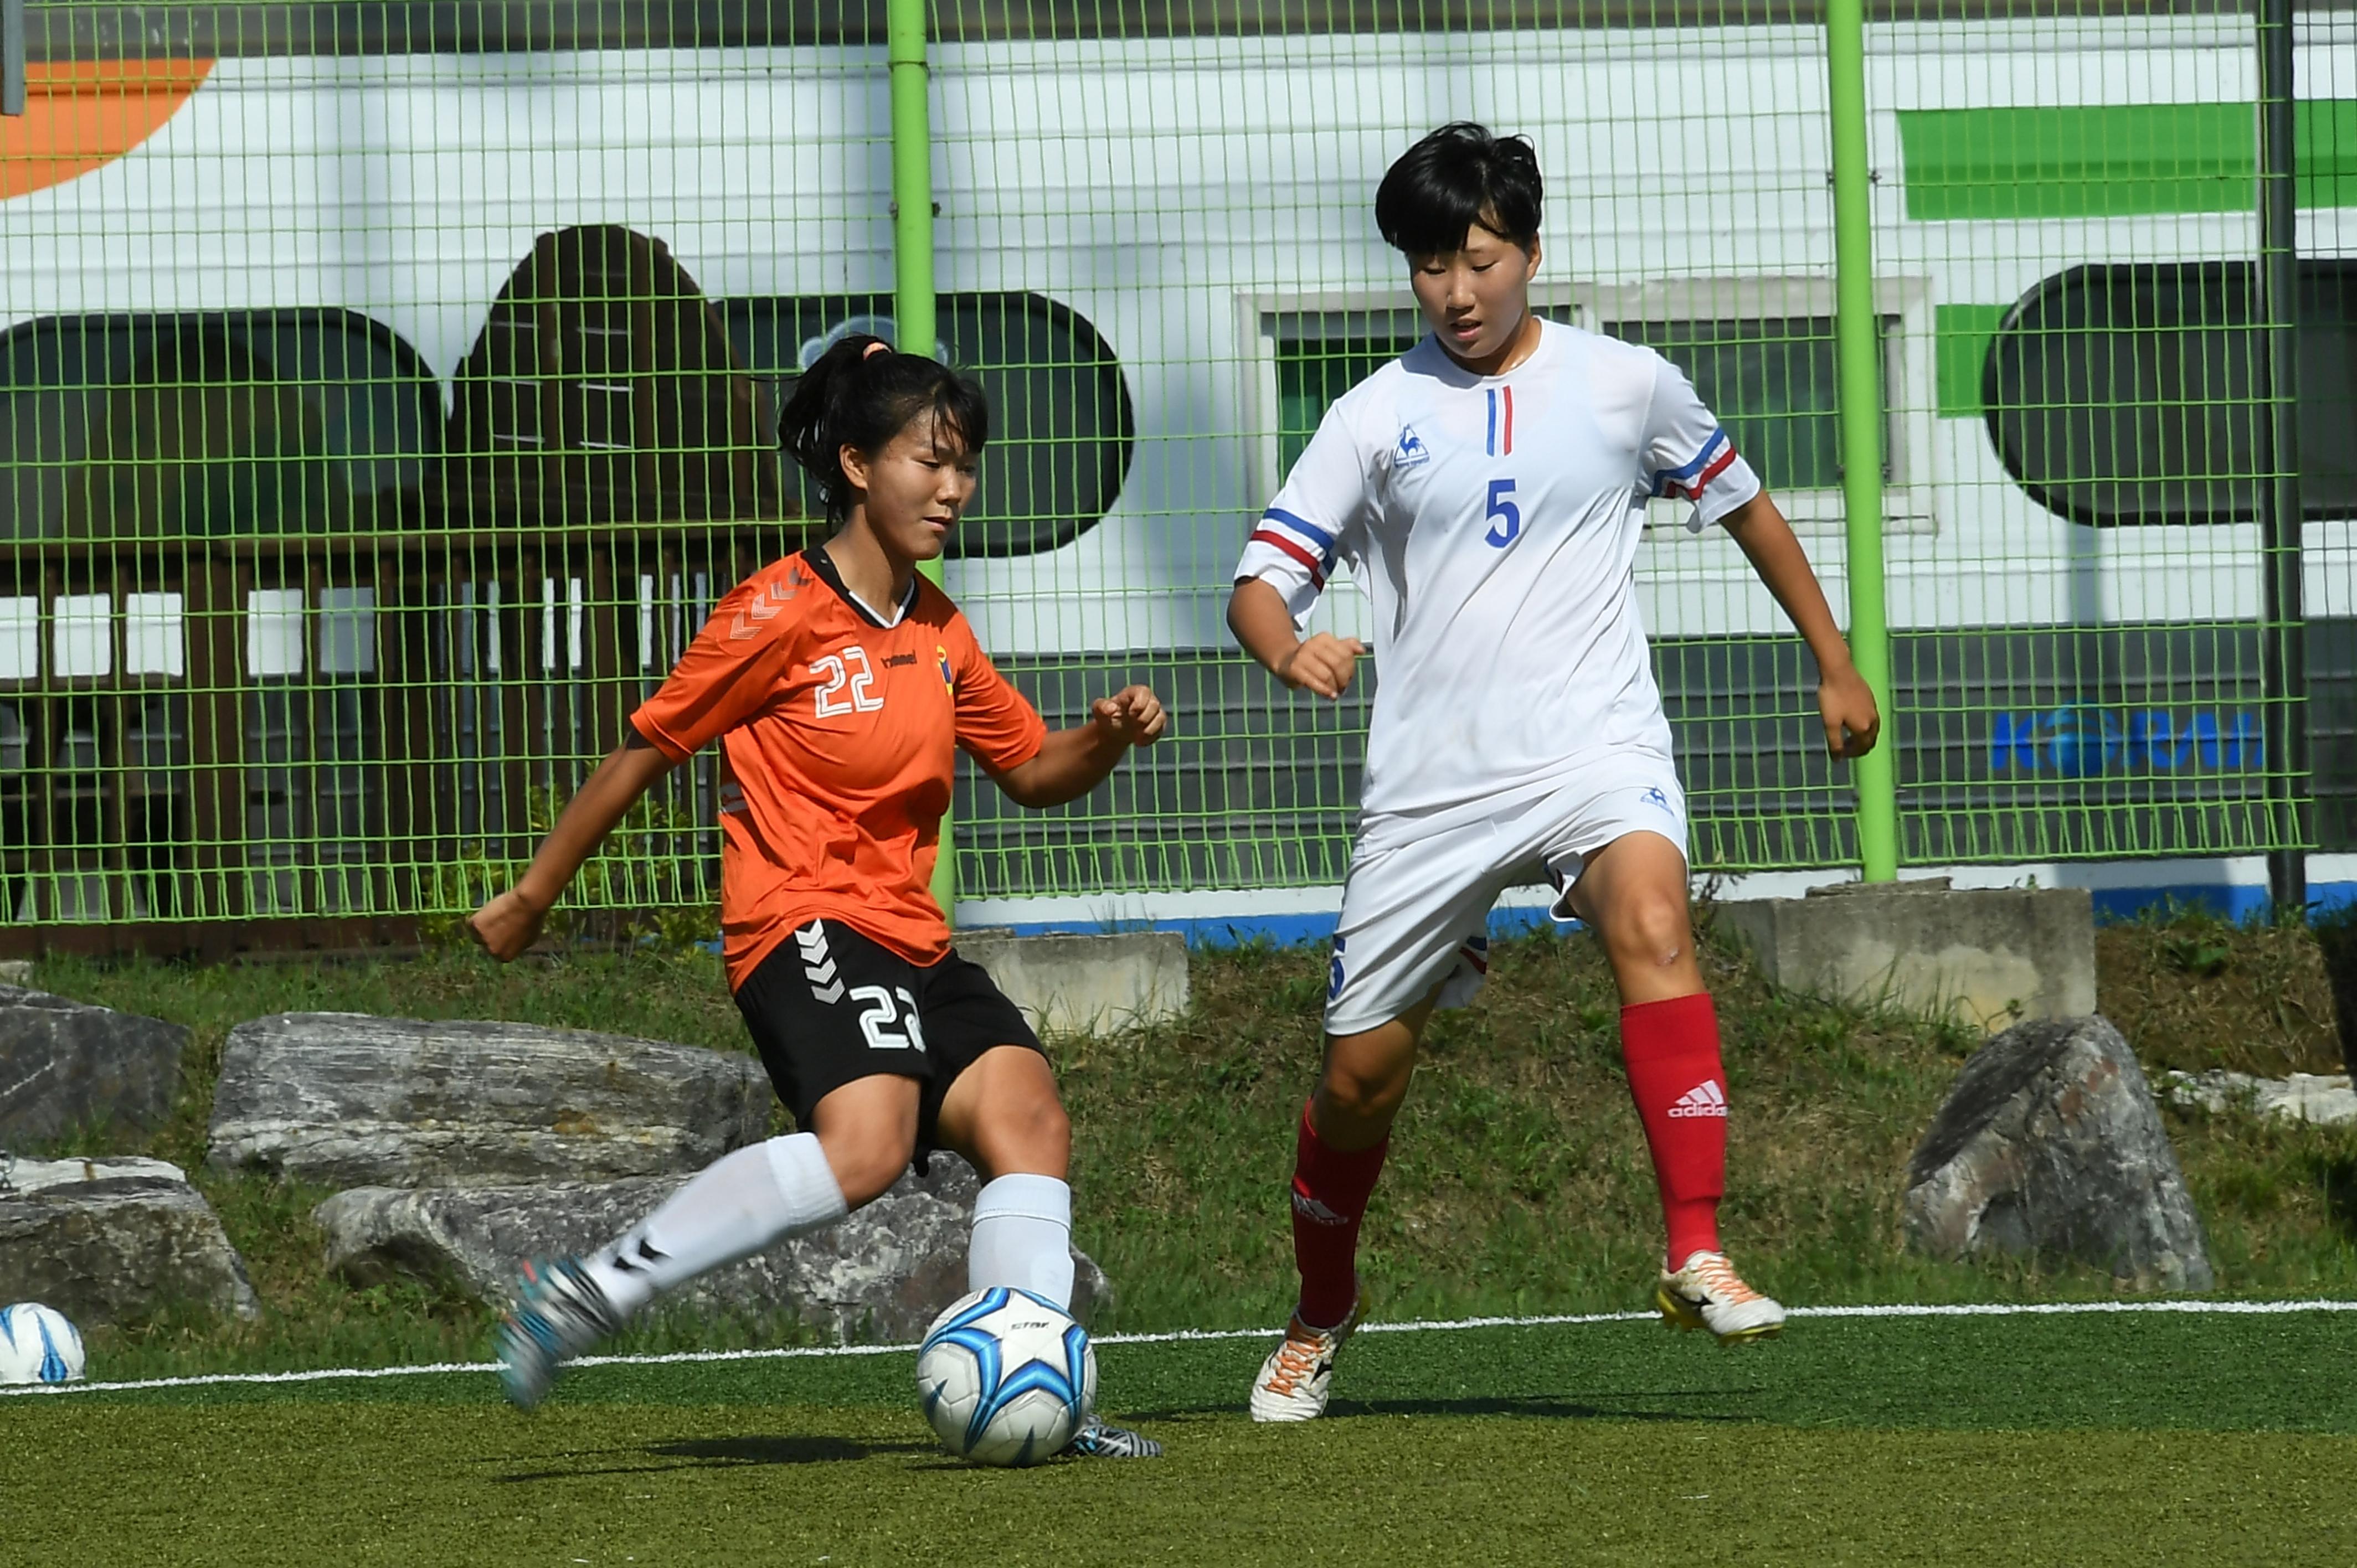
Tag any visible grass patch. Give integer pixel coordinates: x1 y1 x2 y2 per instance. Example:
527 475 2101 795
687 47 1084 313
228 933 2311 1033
2094 904 2344 1076
4 1314 2354 1567
13 921 2357 1381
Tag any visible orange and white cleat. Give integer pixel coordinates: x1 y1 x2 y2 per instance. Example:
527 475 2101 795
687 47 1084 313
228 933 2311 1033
1656 1250 1785 1345
1247 1301 1362 1422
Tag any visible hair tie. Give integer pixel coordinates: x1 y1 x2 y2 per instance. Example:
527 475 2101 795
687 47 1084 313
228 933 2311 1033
862 341 891 360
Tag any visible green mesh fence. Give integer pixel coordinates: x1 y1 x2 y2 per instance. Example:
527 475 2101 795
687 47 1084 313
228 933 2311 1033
1877 2 2309 869
0 2 2328 947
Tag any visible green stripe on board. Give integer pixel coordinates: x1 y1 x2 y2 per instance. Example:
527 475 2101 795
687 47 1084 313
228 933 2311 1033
1934 303 2009 417
2300 97 2357 208
1898 104 2253 220
1898 101 2357 220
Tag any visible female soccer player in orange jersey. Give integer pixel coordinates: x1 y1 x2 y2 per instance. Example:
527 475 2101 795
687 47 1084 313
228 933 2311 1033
469 336 1167 1457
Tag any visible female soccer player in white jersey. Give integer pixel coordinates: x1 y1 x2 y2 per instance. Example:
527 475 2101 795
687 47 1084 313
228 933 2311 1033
1229 123 1882 1421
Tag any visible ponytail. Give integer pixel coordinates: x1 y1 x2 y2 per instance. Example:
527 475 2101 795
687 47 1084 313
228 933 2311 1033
776 333 991 523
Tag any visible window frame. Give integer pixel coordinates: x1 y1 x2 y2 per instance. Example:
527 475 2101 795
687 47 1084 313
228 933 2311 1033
1241 282 1589 510
1585 275 1937 535
1243 276 1937 538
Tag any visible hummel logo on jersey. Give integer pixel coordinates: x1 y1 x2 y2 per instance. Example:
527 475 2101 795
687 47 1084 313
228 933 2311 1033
1394 423 1430 469
1667 1080 1729 1118
1291 1192 1349 1226
795 920 845 1004
730 576 797 641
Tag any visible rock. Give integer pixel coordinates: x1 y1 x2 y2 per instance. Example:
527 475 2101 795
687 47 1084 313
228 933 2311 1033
4 1154 189 1194
2159 1070 2357 1126
1716 879 2096 1034
954 931 1190 1036
313 1154 1109 1342
207 1013 770 1188
0 1173 260 1326
0 986 189 1146
1905 1015 2214 1291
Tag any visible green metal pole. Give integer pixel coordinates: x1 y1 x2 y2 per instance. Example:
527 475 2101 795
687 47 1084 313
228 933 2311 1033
1826 0 1899 883
888 0 937 363
888 0 955 921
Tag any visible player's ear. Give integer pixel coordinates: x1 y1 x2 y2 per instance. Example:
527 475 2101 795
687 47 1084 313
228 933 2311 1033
1522 236 1542 281
838 443 872 494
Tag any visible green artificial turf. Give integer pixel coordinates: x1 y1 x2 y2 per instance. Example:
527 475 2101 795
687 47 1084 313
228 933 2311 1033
4 1313 2354 1567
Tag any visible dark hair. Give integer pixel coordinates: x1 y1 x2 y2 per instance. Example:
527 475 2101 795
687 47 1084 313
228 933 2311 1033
1375 122 1543 258
776 333 991 522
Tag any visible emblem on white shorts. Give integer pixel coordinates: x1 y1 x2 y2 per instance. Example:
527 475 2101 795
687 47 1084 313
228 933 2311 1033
1641 787 1674 813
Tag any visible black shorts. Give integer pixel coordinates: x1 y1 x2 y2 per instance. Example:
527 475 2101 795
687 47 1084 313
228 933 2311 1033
733 917 1046 1153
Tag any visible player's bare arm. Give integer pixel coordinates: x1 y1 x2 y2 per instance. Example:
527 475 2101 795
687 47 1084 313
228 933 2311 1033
1718 490 1883 761
1227 577 1366 699
989 684 1169 807
469 732 677 962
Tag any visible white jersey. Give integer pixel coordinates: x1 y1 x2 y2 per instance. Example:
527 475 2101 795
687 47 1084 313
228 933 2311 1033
1235 317 1761 833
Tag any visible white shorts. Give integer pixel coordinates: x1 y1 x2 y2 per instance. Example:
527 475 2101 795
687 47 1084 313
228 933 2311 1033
1321 753 1689 1037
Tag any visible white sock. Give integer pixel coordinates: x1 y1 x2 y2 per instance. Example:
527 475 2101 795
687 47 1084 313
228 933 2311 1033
583 1133 848 1319
967 1173 1075 1311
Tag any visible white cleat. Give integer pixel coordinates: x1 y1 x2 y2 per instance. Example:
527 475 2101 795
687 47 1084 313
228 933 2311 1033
1656 1250 1785 1344
1248 1302 1361 1422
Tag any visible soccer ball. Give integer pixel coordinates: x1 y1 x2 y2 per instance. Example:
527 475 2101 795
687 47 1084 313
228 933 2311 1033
0 1304 86 1386
915 1287 1095 1467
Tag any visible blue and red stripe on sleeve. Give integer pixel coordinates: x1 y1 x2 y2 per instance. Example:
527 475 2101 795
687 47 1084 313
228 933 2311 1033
1649 427 1737 502
1249 506 1339 589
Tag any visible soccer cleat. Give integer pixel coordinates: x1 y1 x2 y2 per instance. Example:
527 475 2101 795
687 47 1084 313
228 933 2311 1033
1248 1300 1361 1422
496 1257 621 1411
1063 1416 1164 1459
1655 1250 1785 1345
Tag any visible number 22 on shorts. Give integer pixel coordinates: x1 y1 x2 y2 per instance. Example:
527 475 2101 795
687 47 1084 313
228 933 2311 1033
1485 478 1521 548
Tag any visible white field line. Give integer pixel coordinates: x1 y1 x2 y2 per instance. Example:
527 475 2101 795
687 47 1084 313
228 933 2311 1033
6 1297 2354 1401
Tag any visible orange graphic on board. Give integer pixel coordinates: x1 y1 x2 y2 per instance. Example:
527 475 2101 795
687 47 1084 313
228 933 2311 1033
1 60 215 200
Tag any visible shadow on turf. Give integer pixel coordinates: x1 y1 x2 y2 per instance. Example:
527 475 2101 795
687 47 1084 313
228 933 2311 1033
1121 1390 1755 1423
497 1434 937 1482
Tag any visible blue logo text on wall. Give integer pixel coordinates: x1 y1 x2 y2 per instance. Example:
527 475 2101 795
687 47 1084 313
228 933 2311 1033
1989 707 2265 776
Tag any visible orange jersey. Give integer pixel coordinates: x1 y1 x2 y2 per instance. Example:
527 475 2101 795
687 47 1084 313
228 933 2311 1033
631 549 1046 988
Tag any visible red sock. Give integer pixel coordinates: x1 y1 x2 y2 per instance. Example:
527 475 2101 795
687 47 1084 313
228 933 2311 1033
1620 993 1729 1270
1289 1102 1387 1329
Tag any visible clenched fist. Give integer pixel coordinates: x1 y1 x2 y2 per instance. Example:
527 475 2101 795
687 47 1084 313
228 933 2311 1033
1090 685 1168 747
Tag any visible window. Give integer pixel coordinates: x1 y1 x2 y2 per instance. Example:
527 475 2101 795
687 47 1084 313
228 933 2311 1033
1596 279 1927 529
718 291 1135 558
1250 298 1579 505
1985 260 2357 525
1609 316 1859 493
0 310 440 540
1252 281 1931 532
1272 310 1425 474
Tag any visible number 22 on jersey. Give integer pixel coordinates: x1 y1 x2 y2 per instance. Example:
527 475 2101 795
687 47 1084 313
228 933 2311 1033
813 645 886 716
